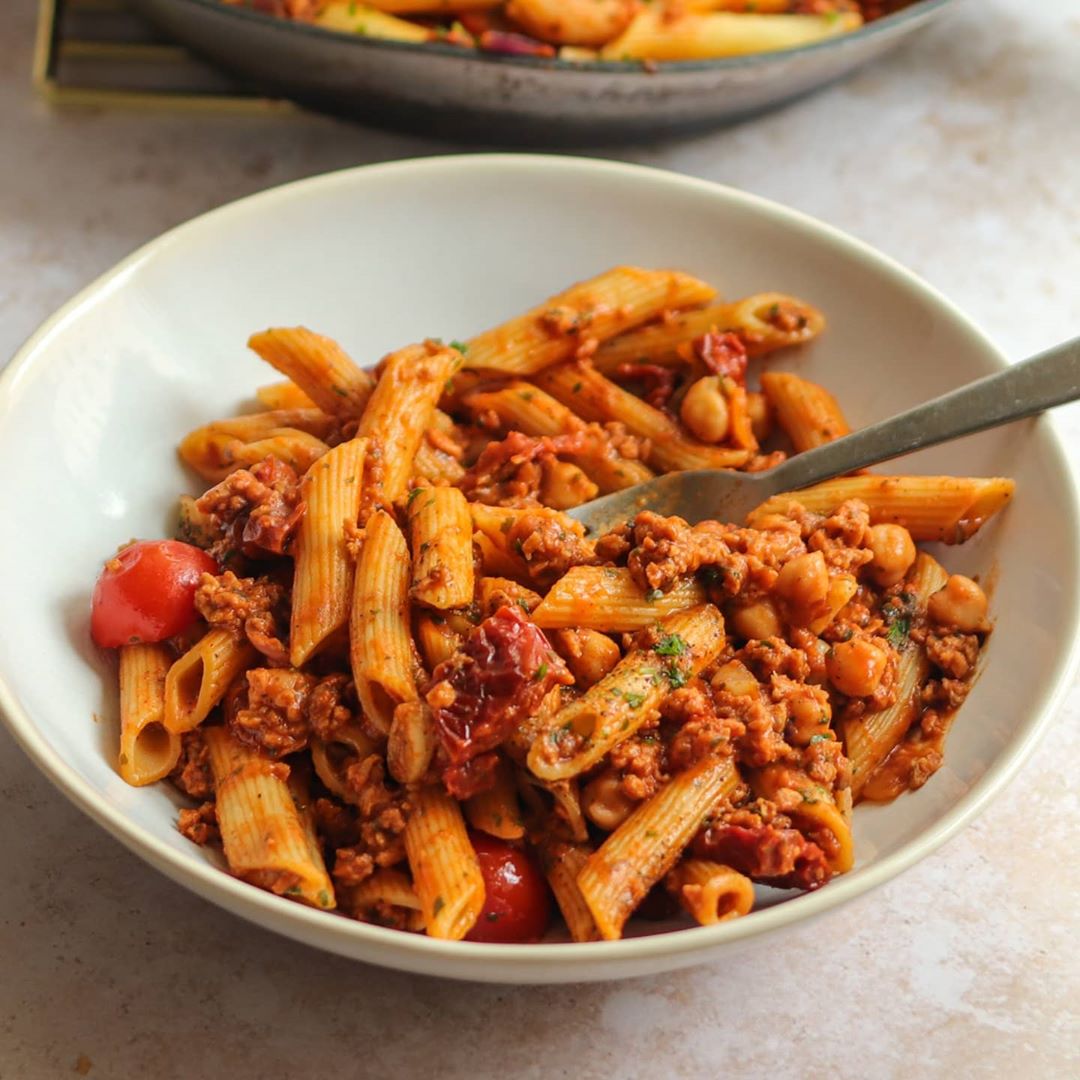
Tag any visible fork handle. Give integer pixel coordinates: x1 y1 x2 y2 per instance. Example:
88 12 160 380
759 336 1080 496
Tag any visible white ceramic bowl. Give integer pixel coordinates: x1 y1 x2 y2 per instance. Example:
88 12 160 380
1 155 1076 984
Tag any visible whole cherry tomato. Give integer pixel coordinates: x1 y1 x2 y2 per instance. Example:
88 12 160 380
90 540 217 648
465 832 552 944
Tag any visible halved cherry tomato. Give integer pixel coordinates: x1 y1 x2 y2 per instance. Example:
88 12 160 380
465 832 551 944
90 540 217 648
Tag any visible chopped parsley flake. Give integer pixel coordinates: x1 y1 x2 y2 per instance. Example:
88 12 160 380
623 691 646 708
887 617 911 649
433 896 445 916
653 632 688 657
645 588 663 603
534 662 549 681
808 733 831 745
407 487 425 505
449 340 469 354
665 664 688 689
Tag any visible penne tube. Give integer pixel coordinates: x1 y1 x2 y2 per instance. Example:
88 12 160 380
593 292 826 372
412 439 467 486
760 371 850 452
254 380 318 410
600 10 861 61
528 605 726 781
290 437 368 666
666 859 755 925
844 553 949 799
205 727 335 910
746 475 1016 543
164 629 257 734
465 267 717 375
464 757 526 840
118 643 181 786
532 566 706 633
578 755 739 939
357 342 462 509
535 362 751 472
477 576 543 617
350 509 418 735
387 700 437 785
178 423 330 483
309 722 379 803
408 486 475 610
342 868 426 932
538 839 601 943
404 786 485 941
247 327 375 418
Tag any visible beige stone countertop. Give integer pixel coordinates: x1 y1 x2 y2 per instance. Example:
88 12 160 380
1 0 1078 1076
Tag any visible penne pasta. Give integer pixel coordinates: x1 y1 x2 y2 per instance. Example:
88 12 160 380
118 643 181 786
465 267 717 376
532 566 706 633
357 342 462 509
289 437 368 666
247 327 375 418
538 839 601 943
404 786 485 940
593 292 826 372
747 475 1016 542
600 10 862 61
535 361 752 472
578 755 739 939
164 629 257 734
760 371 851 452
528 605 726 781
464 757 525 840
314 3 433 39
387 700 437 785
254 380 317 411
666 859 755 925
341 868 426 932
350 509 419 735
205 727 335 910
408 486 475 610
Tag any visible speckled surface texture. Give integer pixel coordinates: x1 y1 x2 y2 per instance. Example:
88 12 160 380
2 1 1078 1076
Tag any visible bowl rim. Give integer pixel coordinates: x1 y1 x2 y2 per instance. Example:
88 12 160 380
2 153 1078 975
144 0 956 75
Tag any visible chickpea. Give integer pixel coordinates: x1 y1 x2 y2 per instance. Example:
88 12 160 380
927 574 988 632
826 638 889 698
866 524 917 588
786 687 833 745
746 391 773 443
775 551 829 621
731 599 782 641
582 772 636 832
552 628 621 689
680 376 731 444
711 659 760 698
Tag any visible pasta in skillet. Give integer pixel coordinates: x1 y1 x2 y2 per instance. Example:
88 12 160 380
89 265 1011 942
225 1 917 64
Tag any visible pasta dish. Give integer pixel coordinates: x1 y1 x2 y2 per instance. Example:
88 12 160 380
224 1 917 64
89 265 1011 942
